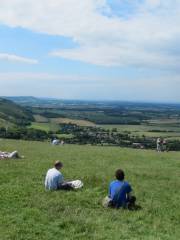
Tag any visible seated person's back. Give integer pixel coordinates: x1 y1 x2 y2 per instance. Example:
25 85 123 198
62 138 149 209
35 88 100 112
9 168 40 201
109 179 132 208
45 161 83 191
108 169 135 208
45 161 64 190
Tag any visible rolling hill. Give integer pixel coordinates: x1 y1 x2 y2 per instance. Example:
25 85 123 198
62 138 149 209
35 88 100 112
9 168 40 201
0 97 34 126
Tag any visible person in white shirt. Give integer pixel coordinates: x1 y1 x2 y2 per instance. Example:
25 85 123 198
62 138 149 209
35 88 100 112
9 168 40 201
51 138 60 145
156 138 162 152
45 161 73 190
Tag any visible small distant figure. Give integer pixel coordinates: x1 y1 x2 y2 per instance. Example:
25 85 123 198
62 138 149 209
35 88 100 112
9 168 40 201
162 138 167 152
51 138 60 145
45 160 83 191
0 150 22 159
156 138 162 152
102 169 137 209
60 140 64 145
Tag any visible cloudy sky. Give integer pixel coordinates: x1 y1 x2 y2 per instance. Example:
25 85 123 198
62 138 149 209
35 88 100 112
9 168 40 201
0 0 180 102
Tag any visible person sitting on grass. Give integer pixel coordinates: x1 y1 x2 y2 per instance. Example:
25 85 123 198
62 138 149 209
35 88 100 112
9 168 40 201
103 169 136 209
51 138 60 145
45 160 83 191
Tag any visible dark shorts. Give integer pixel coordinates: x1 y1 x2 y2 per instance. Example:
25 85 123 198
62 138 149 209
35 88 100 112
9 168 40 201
58 182 73 190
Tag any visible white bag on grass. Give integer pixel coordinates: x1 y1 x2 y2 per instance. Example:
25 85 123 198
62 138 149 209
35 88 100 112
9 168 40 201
67 180 83 189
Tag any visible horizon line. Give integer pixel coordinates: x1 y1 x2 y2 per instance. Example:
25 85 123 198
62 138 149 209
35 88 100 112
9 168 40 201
2 95 180 105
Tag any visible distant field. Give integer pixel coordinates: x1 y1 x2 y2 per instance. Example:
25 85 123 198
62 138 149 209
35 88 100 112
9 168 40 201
51 117 95 126
101 124 180 132
30 116 95 133
29 120 180 141
56 133 74 139
148 119 180 125
29 123 73 139
101 124 180 139
33 114 49 123
167 136 180 140
0 140 180 240
138 131 180 138
30 122 59 132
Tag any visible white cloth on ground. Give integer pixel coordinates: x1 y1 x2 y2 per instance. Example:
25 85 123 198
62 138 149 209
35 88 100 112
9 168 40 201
66 180 83 189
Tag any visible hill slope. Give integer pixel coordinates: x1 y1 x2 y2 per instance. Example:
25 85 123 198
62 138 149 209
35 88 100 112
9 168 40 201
0 98 34 126
0 140 179 240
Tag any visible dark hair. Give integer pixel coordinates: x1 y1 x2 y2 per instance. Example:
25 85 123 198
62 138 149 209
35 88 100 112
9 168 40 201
115 169 125 181
54 160 63 168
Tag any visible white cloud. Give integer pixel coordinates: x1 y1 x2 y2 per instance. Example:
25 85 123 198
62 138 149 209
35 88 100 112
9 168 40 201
0 53 38 64
0 0 180 68
51 45 180 69
0 72 98 83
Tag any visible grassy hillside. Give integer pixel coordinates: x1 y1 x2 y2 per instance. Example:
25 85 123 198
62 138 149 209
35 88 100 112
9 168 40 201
0 140 179 240
0 98 34 126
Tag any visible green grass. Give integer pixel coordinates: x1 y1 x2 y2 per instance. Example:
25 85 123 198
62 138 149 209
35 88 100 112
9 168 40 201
0 118 7 127
29 122 59 132
56 133 74 139
0 117 14 128
51 117 95 126
0 139 180 240
137 131 180 138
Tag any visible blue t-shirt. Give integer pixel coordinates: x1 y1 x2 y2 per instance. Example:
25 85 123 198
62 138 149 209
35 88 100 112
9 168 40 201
109 180 132 208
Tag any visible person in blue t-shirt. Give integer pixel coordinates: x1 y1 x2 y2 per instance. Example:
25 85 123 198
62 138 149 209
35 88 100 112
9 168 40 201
103 169 136 209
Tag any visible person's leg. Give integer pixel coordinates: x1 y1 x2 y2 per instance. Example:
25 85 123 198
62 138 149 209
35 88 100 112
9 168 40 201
163 144 166 152
157 144 161 152
8 151 19 158
58 182 73 190
127 196 136 210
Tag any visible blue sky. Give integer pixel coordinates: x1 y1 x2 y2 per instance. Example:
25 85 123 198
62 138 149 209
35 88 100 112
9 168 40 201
0 0 179 102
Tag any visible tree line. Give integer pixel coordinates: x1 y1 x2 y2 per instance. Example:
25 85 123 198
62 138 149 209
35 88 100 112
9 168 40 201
1 124 180 151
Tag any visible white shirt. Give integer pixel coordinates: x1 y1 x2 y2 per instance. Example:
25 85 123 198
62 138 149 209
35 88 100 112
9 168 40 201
45 168 64 190
52 139 60 145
